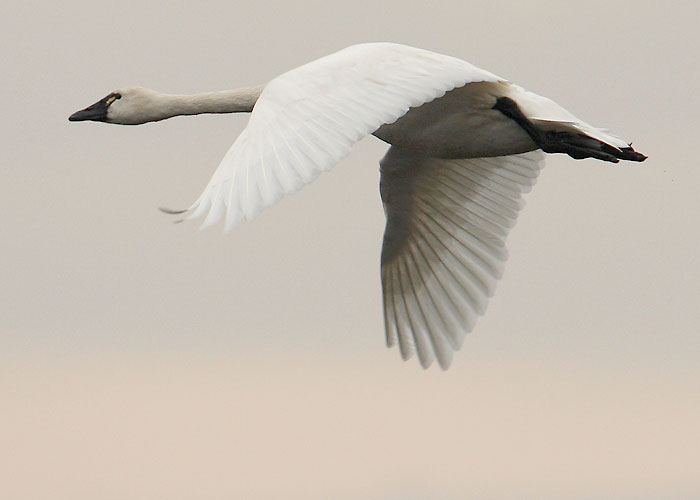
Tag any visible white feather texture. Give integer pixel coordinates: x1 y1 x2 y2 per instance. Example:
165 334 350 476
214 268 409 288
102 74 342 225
379 149 545 369
184 43 503 230
130 42 646 369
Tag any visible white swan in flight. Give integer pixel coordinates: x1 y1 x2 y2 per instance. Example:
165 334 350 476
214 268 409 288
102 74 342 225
69 42 646 369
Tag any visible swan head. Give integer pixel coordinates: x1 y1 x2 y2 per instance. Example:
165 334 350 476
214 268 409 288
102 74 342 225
69 87 165 125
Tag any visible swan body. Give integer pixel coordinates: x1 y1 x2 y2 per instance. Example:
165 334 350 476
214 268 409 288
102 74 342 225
69 42 646 369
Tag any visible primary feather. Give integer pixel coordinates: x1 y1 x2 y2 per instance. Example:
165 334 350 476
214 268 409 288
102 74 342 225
380 148 545 368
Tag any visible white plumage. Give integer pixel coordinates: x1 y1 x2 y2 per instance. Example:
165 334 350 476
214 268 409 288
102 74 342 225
379 149 545 368
187 43 503 229
69 42 646 369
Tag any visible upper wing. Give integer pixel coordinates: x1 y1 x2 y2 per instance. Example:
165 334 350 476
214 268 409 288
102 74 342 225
379 147 546 369
183 43 503 230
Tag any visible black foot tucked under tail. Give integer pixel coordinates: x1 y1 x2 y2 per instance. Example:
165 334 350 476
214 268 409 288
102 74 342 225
493 97 647 163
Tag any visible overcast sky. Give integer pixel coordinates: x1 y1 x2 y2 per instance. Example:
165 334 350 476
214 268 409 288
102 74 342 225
2 1 699 499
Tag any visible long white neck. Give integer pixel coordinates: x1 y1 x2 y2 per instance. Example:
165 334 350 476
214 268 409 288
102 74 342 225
157 85 264 118
111 85 266 124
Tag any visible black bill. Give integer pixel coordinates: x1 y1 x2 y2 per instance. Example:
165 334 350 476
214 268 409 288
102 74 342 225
68 94 114 122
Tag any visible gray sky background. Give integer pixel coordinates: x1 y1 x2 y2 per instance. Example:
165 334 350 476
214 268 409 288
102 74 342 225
2 1 699 499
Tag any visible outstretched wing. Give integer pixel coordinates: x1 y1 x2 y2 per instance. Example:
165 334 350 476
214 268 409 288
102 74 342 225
379 148 546 369
183 43 503 230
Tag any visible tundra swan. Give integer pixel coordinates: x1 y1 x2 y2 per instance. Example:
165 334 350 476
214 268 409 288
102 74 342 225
69 43 646 369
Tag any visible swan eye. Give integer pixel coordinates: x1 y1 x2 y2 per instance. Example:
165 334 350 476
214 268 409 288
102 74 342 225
105 93 122 106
